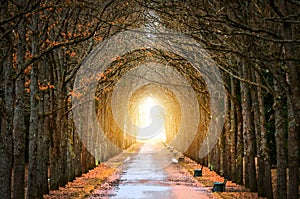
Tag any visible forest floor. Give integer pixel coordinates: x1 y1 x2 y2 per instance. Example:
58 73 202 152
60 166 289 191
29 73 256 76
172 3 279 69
43 142 266 199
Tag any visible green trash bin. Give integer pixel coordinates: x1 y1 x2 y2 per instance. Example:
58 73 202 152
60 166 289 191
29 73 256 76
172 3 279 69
212 182 225 192
194 169 202 177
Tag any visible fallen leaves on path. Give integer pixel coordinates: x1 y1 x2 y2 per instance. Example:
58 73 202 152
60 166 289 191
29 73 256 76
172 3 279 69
43 144 141 199
180 157 266 199
43 164 115 199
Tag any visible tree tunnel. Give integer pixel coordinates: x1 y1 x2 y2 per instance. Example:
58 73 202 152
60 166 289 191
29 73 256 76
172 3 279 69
72 26 225 163
2 1 300 198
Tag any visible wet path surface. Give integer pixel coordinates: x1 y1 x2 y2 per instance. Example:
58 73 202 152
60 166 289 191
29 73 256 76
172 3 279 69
91 141 215 199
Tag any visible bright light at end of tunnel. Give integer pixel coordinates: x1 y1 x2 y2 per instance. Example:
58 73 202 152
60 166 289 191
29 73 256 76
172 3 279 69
137 97 166 142
138 97 158 127
144 97 157 108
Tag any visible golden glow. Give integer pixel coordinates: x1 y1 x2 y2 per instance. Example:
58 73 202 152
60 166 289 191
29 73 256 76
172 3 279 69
138 97 157 127
137 97 166 142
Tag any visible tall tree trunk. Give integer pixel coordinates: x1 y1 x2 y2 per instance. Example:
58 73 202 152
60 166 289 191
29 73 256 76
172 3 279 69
49 55 59 190
280 2 299 198
239 63 249 187
0 1 14 197
27 9 40 199
0 67 14 198
74 131 82 177
274 1 299 197
240 62 257 191
55 50 68 187
12 11 26 199
214 139 220 173
224 91 231 177
287 95 299 199
285 46 300 199
273 75 287 199
257 73 273 199
250 68 265 197
229 76 236 181
219 130 225 175
37 63 50 195
234 81 243 185
58 96 68 186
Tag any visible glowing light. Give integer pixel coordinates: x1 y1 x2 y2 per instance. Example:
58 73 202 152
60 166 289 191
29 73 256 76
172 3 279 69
137 97 166 142
138 97 157 126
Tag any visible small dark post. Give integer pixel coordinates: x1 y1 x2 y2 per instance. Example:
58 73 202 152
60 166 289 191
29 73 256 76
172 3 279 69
212 175 229 192
178 156 185 162
194 165 203 177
